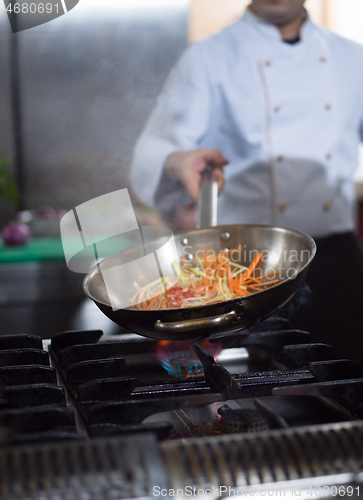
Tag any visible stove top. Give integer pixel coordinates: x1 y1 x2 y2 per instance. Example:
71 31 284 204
0 328 362 499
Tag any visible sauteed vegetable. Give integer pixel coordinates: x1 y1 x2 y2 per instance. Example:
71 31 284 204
130 248 280 311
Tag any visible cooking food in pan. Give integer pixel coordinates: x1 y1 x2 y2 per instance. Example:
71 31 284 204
83 224 316 341
131 248 280 311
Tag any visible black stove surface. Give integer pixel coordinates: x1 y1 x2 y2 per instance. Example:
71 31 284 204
0 328 362 499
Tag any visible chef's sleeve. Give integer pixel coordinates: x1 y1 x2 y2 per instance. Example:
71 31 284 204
130 41 213 208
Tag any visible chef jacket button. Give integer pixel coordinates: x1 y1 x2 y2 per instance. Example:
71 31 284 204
325 103 332 110
320 56 327 62
323 203 331 211
277 155 284 161
265 60 271 66
274 106 280 113
326 153 332 160
279 204 287 212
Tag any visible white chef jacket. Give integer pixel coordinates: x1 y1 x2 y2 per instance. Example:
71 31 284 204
130 7 363 238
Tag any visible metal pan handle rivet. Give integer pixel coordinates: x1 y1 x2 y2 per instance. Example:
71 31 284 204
220 232 231 241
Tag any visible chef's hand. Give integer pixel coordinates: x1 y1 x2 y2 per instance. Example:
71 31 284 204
164 149 229 202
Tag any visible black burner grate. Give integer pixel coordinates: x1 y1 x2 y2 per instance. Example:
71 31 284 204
0 328 362 499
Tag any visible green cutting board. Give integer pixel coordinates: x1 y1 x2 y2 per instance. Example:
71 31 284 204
0 236 131 264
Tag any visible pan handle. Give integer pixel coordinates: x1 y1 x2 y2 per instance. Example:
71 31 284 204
197 166 218 228
155 310 237 334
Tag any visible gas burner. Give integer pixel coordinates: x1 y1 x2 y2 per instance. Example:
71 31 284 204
154 340 221 377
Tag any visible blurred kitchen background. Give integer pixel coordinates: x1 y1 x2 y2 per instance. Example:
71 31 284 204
1 0 363 337
2 0 363 218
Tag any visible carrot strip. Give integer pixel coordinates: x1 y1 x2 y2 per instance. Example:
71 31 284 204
180 256 191 272
248 279 280 289
230 279 248 293
213 258 230 273
244 276 261 284
235 289 250 297
206 250 228 271
257 272 277 280
229 279 240 290
259 279 280 286
146 294 160 310
243 252 264 279
227 264 233 291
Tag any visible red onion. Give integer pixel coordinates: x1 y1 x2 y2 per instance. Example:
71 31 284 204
1 221 31 246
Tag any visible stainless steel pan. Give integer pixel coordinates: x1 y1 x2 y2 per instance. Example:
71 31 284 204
83 171 316 341
83 222 316 341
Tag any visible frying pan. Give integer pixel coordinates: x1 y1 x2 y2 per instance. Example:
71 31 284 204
83 173 316 341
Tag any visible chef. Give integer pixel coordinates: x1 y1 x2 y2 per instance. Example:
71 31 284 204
130 0 363 362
